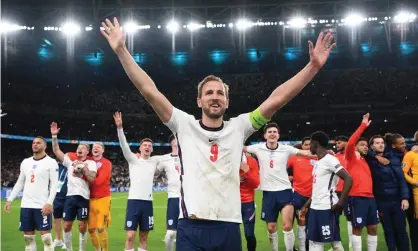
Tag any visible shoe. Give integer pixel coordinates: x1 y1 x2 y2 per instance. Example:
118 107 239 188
54 240 64 248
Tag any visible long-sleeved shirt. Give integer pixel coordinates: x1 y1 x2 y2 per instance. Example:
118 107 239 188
366 149 409 201
240 154 260 203
345 123 374 197
8 155 59 208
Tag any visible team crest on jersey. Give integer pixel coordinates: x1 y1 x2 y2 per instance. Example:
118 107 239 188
168 219 173 226
32 164 37 170
310 160 317 166
126 221 132 227
356 217 362 224
96 162 102 168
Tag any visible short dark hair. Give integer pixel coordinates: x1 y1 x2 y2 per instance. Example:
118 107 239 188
301 137 311 145
140 138 153 145
263 122 280 134
311 131 329 148
388 133 403 145
293 143 302 149
34 136 47 144
168 134 176 143
369 135 384 146
414 130 418 143
357 137 368 145
334 135 348 142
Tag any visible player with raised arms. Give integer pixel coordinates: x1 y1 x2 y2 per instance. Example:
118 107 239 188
88 142 112 251
113 112 161 251
101 17 335 250
244 123 316 251
4 137 59 251
154 134 182 251
300 131 353 251
50 122 98 251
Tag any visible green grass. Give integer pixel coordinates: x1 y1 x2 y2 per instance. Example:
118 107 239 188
1 191 390 250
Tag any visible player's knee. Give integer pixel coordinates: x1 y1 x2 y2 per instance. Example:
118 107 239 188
352 226 362 236
63 224 72 232
78 222 87 233
367 225 378 236
97 228 105 233
126 232 135 243
267 223 277 233
88 228 96 234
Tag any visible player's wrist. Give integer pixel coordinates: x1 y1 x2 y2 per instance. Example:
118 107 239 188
51 134 58 138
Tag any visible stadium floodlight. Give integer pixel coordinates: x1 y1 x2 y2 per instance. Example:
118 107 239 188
123 21 139 33
61 22 81 36
288 17 307 28
235 19 252 31
344 13 365 26
166 20 179 33
187 22 204 31
0 21 21 33
394 11 417 23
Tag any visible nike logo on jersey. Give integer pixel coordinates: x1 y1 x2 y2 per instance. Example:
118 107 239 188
209 139 215 143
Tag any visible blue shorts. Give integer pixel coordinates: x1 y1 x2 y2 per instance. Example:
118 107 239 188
125 199 154 232
166 198 180 230
19 208 52 232
349 196 379 227
291 191 310 211
261 189 293 223
242 201 256 238
63 195 89 221
307 208 341 243
53 198 66 219
176 219 242 251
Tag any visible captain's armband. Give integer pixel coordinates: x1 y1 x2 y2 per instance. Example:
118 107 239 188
249 108 270 130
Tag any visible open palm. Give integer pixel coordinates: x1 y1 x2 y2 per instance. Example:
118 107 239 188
308 32 336 69
113 112 123 128
50 122 60 135
101 18 126 53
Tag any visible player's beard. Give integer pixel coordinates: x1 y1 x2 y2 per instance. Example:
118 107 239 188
202 106 226 119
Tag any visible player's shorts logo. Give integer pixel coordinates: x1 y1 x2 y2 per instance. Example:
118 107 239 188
126 221 132 227
168 219 173 226
356 217 362 224
63 213 66 218
261 212 265 218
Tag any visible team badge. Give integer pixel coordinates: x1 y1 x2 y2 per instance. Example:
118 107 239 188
96 162 102 168
127 221 132 227
310 160 317 166
356 217 362 224
168 219 173 226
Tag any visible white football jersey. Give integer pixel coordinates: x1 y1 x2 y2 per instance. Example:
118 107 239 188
62 154 97 200
164 107 256 223
8 155 59 209
246 143 299 191
117 128 160 201
156 154 181 198
311 154 344 210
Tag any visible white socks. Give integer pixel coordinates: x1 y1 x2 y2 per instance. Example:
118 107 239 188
79 232 87 251
138 248 147 251
297 225 306 251
331 241 344 251
367 234 378 251
24 235 37 251
41 233 53 251
125 249 134 251
283 230 295 251
347 221 353 248
352 235 362 251
268 231 279 251
64 231 72 251
164 230 176 251
309 240 324 251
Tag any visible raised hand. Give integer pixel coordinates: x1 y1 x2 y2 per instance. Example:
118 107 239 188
50 122 60 136
308 31 336 69
362 113 372 126
101 17 126 53
113 112 123 129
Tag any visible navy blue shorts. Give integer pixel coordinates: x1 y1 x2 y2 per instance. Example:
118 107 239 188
344 196 351 220
349 196 379 227
19 208 52 232
176 219 242 251
53 198 66 219
166 198 180 230
63 195 89 221
307 208 341 243
261 189 293 223
291 191 310 211
125 199 154 232
241 201 256 238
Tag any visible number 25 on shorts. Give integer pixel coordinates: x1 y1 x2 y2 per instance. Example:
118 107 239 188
210 144 218 162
